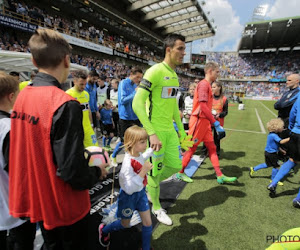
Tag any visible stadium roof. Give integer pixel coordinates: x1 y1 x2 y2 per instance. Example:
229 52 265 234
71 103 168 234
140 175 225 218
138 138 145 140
238 16 300 52
0 51 88 73
84 0 215 43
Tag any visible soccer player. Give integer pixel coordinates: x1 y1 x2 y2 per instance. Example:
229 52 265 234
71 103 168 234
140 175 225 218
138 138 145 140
132 34 193 225
0 71 36 249
268 95 300 200
66 70 98 147
85 70 100 131
110 78 120 138
179 62 237 184
110 67 143 167
9 28 108 249
182 83 196 131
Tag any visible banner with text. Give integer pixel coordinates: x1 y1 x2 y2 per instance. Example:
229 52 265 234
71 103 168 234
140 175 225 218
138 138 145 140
113 49 148 64
0 14 37 33
60 33 113 55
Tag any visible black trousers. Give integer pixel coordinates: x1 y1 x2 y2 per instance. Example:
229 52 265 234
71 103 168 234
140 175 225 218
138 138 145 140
0 220 36 250
39 213 90 250
112 112 120 137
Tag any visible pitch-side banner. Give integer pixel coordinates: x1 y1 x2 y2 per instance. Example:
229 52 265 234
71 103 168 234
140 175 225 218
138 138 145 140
0 14 37 33
60 33 113 55
113 49 148 64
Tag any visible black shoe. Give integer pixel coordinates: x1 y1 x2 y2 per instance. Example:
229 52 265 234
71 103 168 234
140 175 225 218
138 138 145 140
267 184 276 198
293 198 300 208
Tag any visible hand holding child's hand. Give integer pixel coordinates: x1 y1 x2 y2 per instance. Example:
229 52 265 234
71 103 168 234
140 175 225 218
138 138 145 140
143 162 153 172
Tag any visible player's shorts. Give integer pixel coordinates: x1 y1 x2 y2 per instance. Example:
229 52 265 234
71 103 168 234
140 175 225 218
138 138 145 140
83 127 98 147
119 119 141 142
102 124 114 135
149 129 182 177
117 188 149 219
188 117 213 143
289 132 300 162
265 151 279 168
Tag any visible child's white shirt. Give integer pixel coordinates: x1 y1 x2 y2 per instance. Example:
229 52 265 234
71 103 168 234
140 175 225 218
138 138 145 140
119 148 153 195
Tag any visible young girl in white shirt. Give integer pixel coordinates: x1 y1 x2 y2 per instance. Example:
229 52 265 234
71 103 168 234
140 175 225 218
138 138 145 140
99 125 153 250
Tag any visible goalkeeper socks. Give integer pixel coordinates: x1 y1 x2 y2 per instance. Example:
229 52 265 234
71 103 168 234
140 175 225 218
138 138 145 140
206 141 222 176
102 219 125 234
271 160 296 186
253 163 268 172
181 142 199 172
271 168 279 180
112 142 123 158
142 225 152 250
107 137 112 146
102 136 106 147
147 176 161 210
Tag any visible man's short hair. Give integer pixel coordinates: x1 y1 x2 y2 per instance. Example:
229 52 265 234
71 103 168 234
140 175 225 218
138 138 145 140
88 70 99 77
0 71 19 99
204 62 219 74
28 28 72 69
9 71 20 77
163 34 185 55
73 70 87 80
130 67 143 75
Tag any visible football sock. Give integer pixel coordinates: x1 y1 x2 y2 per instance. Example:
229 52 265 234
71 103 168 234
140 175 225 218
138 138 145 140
107 137 112 146
205 141 222 176
142 225 152 250
147 176 161 210
102 137 106 147
271 168 279 180
102 220 125 234
253 163 268 172
271 160 296 186
112 142 123 158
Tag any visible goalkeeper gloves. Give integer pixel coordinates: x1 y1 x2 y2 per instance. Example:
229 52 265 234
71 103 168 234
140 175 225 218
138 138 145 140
213 121 226 140
179 131 194 151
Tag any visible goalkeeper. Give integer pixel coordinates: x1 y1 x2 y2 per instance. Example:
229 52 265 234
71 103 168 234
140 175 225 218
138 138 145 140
180 62 237 184
132 34 193 226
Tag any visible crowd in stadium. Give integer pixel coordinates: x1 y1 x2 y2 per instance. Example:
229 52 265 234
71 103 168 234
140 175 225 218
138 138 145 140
206 51 300 80
2 0 160 61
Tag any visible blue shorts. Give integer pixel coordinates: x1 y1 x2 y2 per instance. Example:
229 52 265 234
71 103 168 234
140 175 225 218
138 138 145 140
116 188 149 219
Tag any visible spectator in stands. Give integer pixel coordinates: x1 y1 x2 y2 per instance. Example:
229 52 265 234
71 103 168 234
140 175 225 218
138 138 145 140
110 67 143 167
9 28 108 249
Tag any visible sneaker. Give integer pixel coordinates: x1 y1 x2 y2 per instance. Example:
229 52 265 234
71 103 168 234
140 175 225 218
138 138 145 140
110 154 118 167
293 198 300 208
176 173 193 183
152 208 172 226
98 223 110 247
249 167 255 177
270 180 283 186
267 183 276 198
217 175 237 184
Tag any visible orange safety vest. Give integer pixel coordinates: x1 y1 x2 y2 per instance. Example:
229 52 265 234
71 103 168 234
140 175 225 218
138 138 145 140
212 95 227 126
9 86 90 230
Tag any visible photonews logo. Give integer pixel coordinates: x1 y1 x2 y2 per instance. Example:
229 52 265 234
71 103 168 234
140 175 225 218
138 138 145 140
266 234 300 243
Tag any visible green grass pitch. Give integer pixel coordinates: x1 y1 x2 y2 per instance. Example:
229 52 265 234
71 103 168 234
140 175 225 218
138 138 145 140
152 99 299 250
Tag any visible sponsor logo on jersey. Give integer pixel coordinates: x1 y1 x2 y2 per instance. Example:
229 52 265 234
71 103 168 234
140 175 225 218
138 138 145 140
161 86 179 99
164 76 170 80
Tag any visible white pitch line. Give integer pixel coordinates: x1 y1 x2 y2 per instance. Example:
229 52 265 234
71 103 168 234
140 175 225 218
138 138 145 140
255 108 266 134
259 101 277 117
225 128 265 134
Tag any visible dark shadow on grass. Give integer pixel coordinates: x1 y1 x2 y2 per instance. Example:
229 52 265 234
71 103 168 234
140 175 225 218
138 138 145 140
221 151 246 160
273 188 299 198
153 186 246 249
